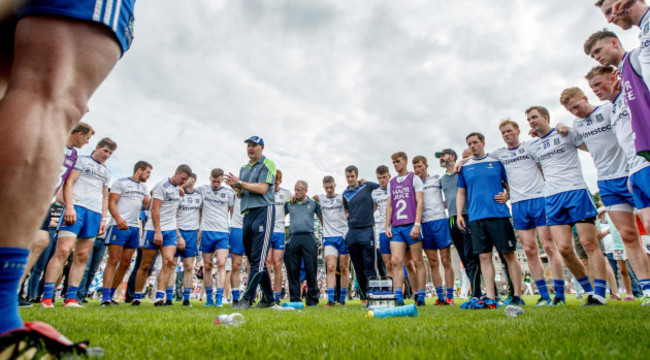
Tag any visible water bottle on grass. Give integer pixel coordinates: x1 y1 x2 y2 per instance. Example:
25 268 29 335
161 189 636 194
504 305 524 317
214 313 245 326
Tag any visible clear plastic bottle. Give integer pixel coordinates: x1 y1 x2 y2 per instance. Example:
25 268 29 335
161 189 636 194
214 313 245 326
504 305 524 317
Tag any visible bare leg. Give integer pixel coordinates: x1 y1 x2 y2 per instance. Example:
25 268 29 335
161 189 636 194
609 211 650 280
409 242 426 294
390 242 407 294
134 249 157 293
271 249 284 296
551 225 588 278
517 229 546 282
182 257 195 290
102 245 124 291
479 253 496 299
111 248 136 290
66 238 95 287
325 254 338 289
605 259 619 298
230 254 243 299
440 247 455 292
424 249 443 288
156 246 176 293
576 223 606 280
43 236 76 285
617 260 633 297
501 252 522 297
339 254 350 291
202 252 215 289
537 225 564 282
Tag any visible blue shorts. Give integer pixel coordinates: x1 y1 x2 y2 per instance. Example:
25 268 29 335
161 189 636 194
631 166 650 209
512 197 547 230
545 189 598 226
390 224 422 246
421 219 452 250
229 227 244 255
18 0 136 54
58 205 101 238
323 236 349 255
105 225 139 249
598 177 636 207
271 232 286 250
176 229 198 258
141 230 177 250
201 231 229 253
379 232 390 255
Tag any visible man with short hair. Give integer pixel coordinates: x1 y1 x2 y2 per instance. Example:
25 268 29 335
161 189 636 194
267 169 291 305
372 166 392 277
41 138 116 308
456 133 524 308
225 136 276 309
412 155 455 305
318 176 350 306
100 161 152 306
342 165 381 304
526 106 605 305
175 173 202 306
197 168 235 307
133 164 192 306
284 181 322 306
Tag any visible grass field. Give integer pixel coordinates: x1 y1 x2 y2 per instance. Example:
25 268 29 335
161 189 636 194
19 296 650 359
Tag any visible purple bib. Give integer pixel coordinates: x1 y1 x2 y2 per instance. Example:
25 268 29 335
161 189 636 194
390 173 417 226
54 147 77 195
621 51 650 154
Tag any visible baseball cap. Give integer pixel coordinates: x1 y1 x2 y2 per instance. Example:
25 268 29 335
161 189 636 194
244 136 264 146
434 148 457 159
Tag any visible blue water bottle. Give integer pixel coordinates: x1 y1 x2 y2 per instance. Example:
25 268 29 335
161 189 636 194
282 301 305 309
368 304 418 318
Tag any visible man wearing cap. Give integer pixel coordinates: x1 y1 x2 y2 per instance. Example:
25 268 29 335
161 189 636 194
436 148 481 300
225 136 277 309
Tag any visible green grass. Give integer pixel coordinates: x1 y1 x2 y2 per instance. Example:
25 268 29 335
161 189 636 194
19 296 650 359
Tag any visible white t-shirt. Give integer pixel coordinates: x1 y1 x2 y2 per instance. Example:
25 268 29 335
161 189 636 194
176 190 202 231
273 188 291 233
572 103 629 181
528 128 588 197
611 93 650 175
145 179 182 232
420 175 447 222
371 187 389 234
197 184 235 233
490 141 545 203
318 193 348 238
109 177 148 227
230 197 243 229
72 155 111 213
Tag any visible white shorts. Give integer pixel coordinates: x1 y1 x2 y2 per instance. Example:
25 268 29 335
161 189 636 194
642 235 650 255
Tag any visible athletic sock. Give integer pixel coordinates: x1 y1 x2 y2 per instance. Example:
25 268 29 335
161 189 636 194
594 279 607 303
536 279 550 300
102 288 112 303
435 286 445 300
418 289 426 302
110 288 116 300
554 279 565 299
273 292 281 302
395 288 404 303
232 289 240 301
165 286 173 302
216 288 224 304
135 292 143 301
577 276 594 295
205 286 214 303
43 282 55 301
339 288 348 302
639 278 650 296
65 286 78 301
0 247 29 334
327 288 335 303
446 288 454 301
183 288 191 302
155 290 164 301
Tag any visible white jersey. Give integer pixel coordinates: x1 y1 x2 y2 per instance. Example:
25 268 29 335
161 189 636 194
145 179 182 232
611 93 650 175
528 128 588 197
318 193 348 238
109 177 147 227
420 175 447 222
197 185 235 233
230 197 243 229
71 155 111 213
572 103 629 181
637 9 650 88
176 190 202 231
273 187 291 233
490 141 545 203
371 187 389 234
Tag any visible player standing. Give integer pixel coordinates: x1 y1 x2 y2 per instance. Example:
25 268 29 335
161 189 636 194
175 173 202 306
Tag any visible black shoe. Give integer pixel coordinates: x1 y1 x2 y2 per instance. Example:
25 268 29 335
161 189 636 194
131 299 141 306
18 297 33 308
100 301 112 307
255 301 274 309
29 297 41 304
165 300 173 306
337 301 346 306
153 299 165 307
232 299 239 305
325 301 336 307
416 300 425 306
232 300 251 310
510 296 526 306
582 295 605 306
81 299 88 304
111 300 120 306
183 300 191 307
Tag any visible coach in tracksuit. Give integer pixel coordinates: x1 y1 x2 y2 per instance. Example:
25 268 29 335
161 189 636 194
284 180 322 306
226 136 276 309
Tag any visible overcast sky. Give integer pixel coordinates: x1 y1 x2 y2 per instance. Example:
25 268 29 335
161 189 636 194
83 0 638 196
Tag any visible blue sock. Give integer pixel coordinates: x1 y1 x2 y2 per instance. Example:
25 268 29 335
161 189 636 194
327 288 335 303
165 286 173 302
232 289 240 301
43 282 55 300
594 279 607 300
639 278 650 295
135 292 143 300
435 286 445 300
155 290 165 300
536 279 550 300
183 288 191 302
65 286 78 301
446 288 454 300
274 292 281 302
340 288 348 302
577 276 594 294
0 247 29 334
395 288 403 303
205 286 214 303
102 288 112 302
554 279 565 298
216 288 224 303
418 289 426 302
